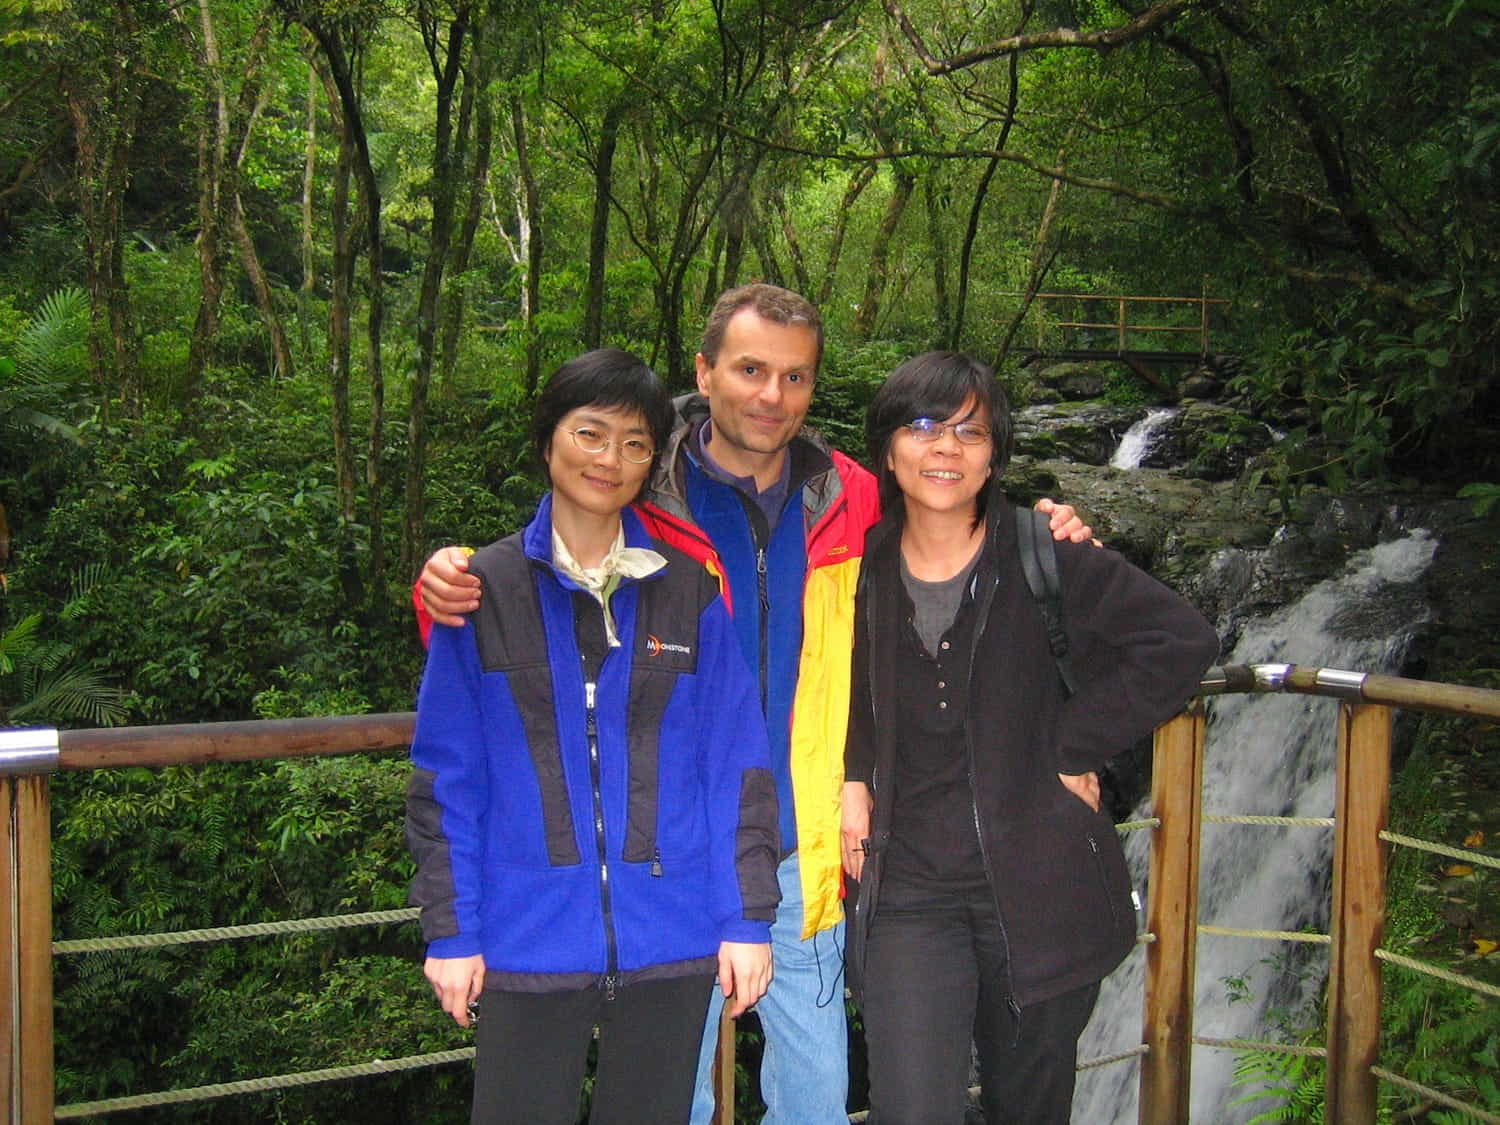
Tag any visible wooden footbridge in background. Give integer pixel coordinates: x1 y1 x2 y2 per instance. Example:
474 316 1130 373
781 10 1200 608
1009 291 1237 384
5 665 1500 1123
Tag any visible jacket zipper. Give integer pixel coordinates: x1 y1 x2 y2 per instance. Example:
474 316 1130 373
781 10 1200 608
585 680 620 1000
734 490 774 712
756 547 770 708
1087 833 1121 931
962 551 1023 1038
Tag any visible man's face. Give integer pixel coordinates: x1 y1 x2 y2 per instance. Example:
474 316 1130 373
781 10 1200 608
694 309 818 476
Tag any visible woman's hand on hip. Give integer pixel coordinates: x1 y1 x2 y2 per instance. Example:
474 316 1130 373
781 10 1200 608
1058 771 1101 812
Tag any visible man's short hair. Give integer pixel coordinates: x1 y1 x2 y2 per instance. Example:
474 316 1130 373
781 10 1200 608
700 283 824 374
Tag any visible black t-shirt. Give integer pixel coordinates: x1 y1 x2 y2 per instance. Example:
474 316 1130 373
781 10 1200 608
885 553 990 888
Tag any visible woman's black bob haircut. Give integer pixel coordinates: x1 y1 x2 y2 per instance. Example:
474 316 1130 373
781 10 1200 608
532 348 675 471
864 351 1014 526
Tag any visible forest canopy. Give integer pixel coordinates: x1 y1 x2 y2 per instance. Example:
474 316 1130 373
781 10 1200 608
1 0 1495 721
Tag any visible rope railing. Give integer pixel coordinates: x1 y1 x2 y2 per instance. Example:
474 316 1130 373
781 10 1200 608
1167 664 1500 1125
51 907 420 955
54 1049 476 1120
8 663 1500 1123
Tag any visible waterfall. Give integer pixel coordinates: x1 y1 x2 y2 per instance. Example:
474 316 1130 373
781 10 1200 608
1071 530 1439 1123
1109 408 1180 469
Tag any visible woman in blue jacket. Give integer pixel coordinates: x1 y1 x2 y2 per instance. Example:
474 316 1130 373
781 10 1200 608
405 349 780 1124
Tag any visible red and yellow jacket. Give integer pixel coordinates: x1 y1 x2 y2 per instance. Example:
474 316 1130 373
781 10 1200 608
636 416 880 939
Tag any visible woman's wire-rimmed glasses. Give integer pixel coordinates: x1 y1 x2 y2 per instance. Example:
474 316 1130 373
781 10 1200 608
568 426 655 464
904 418 992 445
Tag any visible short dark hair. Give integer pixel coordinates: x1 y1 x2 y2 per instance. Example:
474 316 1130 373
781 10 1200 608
532 348 674 472
700 283 824 373
864 351 1014 526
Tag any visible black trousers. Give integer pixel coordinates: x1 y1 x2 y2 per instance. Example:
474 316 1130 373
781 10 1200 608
862 876 1100 1125
470 973 712 1125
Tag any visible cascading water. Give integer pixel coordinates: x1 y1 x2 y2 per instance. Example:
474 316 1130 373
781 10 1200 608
1109 408 1181 469
1071 529 1439 1123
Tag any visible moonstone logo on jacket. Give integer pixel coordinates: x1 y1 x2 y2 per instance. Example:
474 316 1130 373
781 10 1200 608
644 634 692 657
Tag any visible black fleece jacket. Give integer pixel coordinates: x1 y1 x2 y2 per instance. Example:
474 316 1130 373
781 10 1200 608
846 498 1220 1008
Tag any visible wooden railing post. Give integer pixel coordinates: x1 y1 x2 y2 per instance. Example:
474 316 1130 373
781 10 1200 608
2 776 14 1123
1140 703 1206 1125
710 1006 735 1125
3 727 59 1125
1326 702 1390 1124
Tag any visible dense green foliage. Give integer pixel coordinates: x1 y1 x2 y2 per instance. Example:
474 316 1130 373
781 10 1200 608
1 0 1497 1118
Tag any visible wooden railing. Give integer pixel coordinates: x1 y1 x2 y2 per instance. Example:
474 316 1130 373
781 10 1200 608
1020 291 1231 357
4 665 1499 1123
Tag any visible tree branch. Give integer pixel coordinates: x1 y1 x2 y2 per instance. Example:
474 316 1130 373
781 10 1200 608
881 0 1201 74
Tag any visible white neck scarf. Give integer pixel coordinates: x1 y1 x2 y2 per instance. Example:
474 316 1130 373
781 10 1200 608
551 524 666 647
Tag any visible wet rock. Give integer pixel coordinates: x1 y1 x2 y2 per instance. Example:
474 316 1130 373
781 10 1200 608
1180 372 1225 400
1013 402 1143 465
1173 401 1278 480
1023 361 1111 403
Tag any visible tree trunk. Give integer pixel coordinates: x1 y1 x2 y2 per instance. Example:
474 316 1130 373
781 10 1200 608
773 187 813 298
818 164 875 306
402 3 472 579
307 23 386 588
583 99 626 349
746 197 785 288
439 67 494 387
298 60 318 356
720 177 748 294
996 155 1069 367
510 93 544 395
64 101 136 411
924 172 951 348
327 116 358 528
182 0 230 397
953 58 1019 349
852 164 916 342
230 192 294 380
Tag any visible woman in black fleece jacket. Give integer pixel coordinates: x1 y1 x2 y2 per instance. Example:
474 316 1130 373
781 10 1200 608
840 352 1219 1125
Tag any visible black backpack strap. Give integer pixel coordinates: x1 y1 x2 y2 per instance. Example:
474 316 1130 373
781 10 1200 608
1014 507 1079 699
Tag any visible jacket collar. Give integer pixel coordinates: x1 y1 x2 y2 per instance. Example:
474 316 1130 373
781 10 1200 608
520 492 659 572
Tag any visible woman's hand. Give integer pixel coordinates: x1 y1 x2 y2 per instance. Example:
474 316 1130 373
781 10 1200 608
420 546 482 626
1058 771 1101 812
424 953 486 1027
718 941 773 1017
841 781 873 880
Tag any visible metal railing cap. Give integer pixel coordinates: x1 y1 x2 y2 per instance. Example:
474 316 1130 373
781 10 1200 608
0 726 61 776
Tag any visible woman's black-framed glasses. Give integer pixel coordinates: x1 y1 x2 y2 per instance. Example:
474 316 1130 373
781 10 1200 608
568 426 655 464
904 418 992 445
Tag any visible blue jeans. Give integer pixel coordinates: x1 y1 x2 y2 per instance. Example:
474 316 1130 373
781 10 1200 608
690 852 849 1124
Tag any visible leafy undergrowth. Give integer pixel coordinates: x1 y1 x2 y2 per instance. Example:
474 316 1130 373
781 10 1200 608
1378 702 1500 1123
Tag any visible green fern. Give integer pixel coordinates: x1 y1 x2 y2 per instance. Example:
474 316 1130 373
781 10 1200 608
0 285 89 444
1230 1045 1326 1124
1 570 127 726
13 285 89 388
0 611 42 675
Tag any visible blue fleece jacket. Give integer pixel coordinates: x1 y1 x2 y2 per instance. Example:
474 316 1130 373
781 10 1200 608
405 497 780 989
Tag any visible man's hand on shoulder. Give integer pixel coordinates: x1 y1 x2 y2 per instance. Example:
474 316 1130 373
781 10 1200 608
420 546 482 626
1034 497 1100 546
